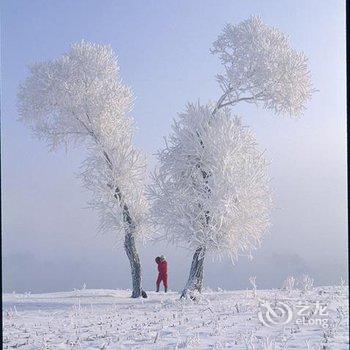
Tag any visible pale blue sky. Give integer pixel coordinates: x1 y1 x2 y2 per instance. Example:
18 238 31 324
1 0 347 293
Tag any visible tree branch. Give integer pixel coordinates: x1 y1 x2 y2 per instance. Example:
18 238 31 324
212 90 265 116
71 110 135 232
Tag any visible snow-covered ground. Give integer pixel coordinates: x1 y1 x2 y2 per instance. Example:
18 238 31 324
2 285 348 349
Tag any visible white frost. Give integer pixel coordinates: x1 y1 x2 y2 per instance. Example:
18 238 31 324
149 103 272 259
18 41 149 239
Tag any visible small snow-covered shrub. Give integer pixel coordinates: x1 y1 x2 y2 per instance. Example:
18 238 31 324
299 275 314 292
282 276 296 292
249 276 258 297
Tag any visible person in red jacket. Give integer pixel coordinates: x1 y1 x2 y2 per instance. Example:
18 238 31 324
155 255 168 292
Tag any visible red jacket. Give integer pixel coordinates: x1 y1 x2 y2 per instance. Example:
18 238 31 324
157 260 167 276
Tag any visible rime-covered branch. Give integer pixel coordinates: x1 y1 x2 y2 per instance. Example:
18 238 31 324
211 16 313 117
18 41 149 239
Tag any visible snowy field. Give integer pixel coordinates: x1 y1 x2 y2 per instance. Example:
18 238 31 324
2 284 348 349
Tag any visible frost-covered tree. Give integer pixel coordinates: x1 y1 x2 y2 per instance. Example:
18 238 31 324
18 41 149 298
211 15 313 117
150 16 313 298
149 103 271 297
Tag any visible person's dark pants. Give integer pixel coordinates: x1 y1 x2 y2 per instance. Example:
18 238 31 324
156 273 168 292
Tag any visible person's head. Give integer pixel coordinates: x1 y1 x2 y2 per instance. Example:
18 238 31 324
155 256 161 264
160 255 166 261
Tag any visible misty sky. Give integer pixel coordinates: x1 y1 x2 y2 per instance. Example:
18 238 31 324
1 0 347 293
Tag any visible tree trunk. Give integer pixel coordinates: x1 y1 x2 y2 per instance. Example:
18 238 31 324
124 231 143 298
102 148 146 298
181 246 206 298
